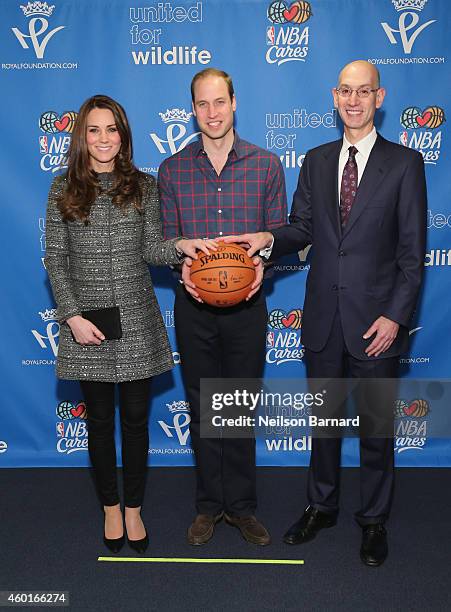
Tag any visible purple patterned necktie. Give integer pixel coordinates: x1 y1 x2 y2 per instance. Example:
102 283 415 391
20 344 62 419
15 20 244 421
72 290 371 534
340 145 358 227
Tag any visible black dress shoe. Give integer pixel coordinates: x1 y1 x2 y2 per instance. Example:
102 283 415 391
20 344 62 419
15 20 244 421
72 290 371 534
103 535 125 553
283 506 337 545
360 524 387 567
127 531 149 554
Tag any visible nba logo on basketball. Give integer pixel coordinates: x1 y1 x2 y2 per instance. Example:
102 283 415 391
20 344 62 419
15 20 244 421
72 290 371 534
219 270 228 289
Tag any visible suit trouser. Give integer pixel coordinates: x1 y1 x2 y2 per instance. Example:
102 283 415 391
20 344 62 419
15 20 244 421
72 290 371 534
304 309 397 526
175 284 267 516
80 378 152 508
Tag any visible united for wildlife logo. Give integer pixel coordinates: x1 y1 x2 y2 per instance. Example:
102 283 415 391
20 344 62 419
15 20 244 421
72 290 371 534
399 105 445 165
265 1 312 66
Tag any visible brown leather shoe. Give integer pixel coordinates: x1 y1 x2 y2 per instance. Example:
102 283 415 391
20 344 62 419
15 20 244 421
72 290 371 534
224 514 271 546
187 512 223 545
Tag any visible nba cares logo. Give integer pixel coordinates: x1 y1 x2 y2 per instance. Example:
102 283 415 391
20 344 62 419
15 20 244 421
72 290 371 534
266 308 304 365
265 1 312 66
267 1 312 24
400 106 445 129
394 398 429 418
12 2 65 59
268 308 302 329
38 110 75 173
394 397 429 453
399 104 444 165
56 400 87 420
39 111 77 134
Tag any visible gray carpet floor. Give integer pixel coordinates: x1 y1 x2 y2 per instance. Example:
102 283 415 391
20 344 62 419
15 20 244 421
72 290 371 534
0 467 449 611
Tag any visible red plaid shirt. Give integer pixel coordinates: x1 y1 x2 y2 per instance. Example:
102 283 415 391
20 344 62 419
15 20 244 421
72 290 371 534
158 132 287 239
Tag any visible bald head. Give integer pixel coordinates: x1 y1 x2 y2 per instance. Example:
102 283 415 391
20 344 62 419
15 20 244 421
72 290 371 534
337 61 380 89
332 60 385 143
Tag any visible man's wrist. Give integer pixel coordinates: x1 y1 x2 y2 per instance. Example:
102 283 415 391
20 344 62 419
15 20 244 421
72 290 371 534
259 234 275 261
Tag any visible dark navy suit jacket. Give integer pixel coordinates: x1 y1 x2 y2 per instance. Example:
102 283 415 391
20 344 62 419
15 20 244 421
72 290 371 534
271 134 427 359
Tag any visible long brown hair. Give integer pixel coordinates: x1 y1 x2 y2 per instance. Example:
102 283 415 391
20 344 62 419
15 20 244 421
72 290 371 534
57 95 142 223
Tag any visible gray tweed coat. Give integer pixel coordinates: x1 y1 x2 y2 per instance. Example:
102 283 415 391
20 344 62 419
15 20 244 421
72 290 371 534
45 172 180 382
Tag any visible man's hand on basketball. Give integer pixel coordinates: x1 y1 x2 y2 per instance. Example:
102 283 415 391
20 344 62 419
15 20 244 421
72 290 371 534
246 257 264 301
222 232 274 258
363 316 399 357
176 238 218 259
181 258 203 302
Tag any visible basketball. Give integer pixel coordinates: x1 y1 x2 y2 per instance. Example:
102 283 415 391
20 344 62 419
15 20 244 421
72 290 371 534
423 106 445 129
291 1 312 24
190 242 256 307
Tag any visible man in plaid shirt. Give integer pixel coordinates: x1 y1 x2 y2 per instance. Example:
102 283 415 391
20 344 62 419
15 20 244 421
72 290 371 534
158 68 287 546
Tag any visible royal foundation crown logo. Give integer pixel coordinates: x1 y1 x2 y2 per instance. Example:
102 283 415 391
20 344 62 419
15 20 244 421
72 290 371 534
159 108 192 124
158 401 191 446
12 1 65 59
150 107 199 156
391 0 427 10
381 0 435 55
20 1 55 17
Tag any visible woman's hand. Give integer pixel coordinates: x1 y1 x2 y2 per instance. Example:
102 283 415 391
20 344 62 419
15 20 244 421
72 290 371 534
67 315 105 345
176 238 218 259
181 257 202 302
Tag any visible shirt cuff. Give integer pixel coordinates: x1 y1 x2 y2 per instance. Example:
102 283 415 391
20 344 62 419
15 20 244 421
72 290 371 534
259 236 274 261
174 239 187 262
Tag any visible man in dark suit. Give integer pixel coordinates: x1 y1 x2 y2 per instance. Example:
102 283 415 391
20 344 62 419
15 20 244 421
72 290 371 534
225 61 427 566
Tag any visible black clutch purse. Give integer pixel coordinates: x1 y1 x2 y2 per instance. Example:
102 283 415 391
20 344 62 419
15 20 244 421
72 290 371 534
81 306 122 340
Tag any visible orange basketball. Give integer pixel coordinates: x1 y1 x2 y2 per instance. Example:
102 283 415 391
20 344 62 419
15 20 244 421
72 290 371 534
190 242 256 307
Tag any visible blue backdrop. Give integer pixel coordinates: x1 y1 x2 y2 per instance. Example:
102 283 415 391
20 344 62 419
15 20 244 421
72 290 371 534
1 0 450 467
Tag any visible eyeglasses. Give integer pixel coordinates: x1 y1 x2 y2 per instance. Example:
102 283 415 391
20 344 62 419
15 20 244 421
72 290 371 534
335 87 379 99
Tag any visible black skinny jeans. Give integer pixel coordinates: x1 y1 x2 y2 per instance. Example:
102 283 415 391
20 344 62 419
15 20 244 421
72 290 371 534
80 378 151 508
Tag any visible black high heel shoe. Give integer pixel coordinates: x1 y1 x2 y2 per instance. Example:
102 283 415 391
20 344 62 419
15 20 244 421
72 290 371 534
103 534 125 554
127 530 149 554
103 506 125 553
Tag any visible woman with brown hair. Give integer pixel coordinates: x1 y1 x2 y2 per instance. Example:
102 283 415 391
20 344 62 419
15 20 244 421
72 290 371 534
45 94 215 554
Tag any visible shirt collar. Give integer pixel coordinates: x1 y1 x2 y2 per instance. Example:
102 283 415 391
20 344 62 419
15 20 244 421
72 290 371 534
194 130 241 159
341 127 377 161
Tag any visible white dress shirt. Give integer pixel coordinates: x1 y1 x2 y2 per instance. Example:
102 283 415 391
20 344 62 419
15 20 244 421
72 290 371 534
262 128 379 259
338 127 377 193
